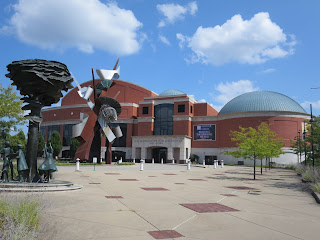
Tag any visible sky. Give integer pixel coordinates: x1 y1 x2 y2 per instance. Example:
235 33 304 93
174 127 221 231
1 0 320 123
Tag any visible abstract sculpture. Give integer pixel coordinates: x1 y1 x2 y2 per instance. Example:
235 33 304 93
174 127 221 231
72 59 122 163
6 59 73 182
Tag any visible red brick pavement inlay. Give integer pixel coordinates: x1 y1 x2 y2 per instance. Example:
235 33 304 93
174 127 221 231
118 179 138 181
225 186 257 190
148 230 184 239
221 194 237 197
105 196 123 199
180 203 239 213
141 188 169 191
188 179 207 181
105 173 120 175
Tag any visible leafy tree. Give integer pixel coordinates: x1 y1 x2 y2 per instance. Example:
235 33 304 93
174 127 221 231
225 122 284 179
48 131 62 158
37 133 45 157
0 85 26 137
70 138 80 159
190 154 199 163
7 130 27 152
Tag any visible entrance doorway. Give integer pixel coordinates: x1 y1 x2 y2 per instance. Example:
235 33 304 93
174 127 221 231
205 155 217 165
152 148 167 163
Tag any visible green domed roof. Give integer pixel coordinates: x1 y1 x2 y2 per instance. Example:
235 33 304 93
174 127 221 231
218 91 306 115
159 89 186 96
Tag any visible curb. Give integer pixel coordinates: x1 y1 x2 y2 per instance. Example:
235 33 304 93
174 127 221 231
311 190 320 204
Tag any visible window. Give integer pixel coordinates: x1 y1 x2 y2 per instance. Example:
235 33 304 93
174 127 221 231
154 104 174 135
40 126 46 139
190 106 193 113
47 125 61 139
63 124 75 146
178 104 185 113
142 106 149 115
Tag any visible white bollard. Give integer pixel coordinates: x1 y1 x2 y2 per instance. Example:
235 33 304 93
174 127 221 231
172 158 175 164
203 160 206 167
187 159 191 170
120 157 123 164
221 160 224 168
214 160 217 169
76 158 80 171
133 158 135 163
152 158 154 164
140 159 144 171
161 158 163 164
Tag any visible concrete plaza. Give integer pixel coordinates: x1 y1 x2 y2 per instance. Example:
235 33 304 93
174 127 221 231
41 164 319 240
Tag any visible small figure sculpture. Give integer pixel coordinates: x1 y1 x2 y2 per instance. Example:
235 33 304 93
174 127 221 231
0 141 14 182
15 144 29 182
38 143 58 182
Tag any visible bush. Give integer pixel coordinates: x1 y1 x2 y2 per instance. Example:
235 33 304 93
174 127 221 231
48 131 62 157
295 164 306 175
311 182 320 193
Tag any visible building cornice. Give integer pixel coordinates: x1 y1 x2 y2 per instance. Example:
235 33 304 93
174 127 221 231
137 117 155 123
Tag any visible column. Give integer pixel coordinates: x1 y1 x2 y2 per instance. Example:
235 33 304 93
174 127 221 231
167 147 173 161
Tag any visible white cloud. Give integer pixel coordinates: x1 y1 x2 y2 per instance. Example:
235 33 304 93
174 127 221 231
177 12 295 65
301 100 320 110
211 80 259 106
159 35 170 45
3 0 143 55
261 68 276 74
157 1 198 27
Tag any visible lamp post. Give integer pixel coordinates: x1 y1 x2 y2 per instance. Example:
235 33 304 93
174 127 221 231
310 104 315 169
298 130 302 164
303 123 307 166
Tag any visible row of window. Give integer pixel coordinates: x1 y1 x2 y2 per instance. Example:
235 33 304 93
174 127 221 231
143 104 193 115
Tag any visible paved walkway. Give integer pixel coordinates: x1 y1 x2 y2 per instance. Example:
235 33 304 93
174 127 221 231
40 164 319 239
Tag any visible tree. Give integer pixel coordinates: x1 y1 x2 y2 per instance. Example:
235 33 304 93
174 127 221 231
0 85 26 145
37 133 45 157
70 138 80 159
7 130 27 152
48 131 62 158
225 122 284 179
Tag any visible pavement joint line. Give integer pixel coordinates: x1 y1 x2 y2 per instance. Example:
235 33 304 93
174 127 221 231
216 189 238 203
226 212 304 240
172 214 197 230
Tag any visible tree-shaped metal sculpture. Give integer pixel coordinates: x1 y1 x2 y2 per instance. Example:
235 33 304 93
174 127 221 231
6 59 73 182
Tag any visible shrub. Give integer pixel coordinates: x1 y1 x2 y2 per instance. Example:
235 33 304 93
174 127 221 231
311 182 320 193
295 164 306 175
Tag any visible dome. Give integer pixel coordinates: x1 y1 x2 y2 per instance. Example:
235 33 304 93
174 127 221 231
159 89 186 96
218 91 307 115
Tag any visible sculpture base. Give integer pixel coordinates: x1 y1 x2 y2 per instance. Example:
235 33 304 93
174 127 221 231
0 180 82 192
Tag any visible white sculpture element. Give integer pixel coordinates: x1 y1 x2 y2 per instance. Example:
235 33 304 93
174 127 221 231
71 72 95 109
96 66 120 81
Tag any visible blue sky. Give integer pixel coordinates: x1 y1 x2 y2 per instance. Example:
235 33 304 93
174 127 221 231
1 0 320 120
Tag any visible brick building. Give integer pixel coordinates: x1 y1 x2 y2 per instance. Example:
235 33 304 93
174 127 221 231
41 79 309 165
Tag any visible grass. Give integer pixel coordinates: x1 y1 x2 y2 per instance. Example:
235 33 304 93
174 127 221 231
311 182 320 193
118 162 135 165
0 194 43 240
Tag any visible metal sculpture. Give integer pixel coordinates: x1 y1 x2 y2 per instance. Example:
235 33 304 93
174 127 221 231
6 59 73 182
0 141 14 182
72 59 122 163
38 143 58 182
15 144 29 182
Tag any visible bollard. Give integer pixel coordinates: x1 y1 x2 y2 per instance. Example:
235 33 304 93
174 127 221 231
172 158 175 164
214 160 217 169
140 159 144 171
203 160 205 167
76 158 80 171
93 157 97 171
161 158 163 164
133 158 135 163
119 157 123 164
187 159 191 170
221 160 224 168
152 158 154 164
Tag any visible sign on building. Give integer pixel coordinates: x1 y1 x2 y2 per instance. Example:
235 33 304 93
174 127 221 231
193 125 216 141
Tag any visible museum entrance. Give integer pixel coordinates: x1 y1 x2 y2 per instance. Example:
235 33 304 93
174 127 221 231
152 147 167 163
205 155 217 165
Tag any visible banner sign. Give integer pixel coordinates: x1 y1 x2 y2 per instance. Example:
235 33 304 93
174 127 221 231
193 124 216 141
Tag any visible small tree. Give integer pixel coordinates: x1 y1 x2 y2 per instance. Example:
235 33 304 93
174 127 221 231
48 131 62 158
37 133 45 157
7 130 27 152
70 138 80 159
225 122 284 179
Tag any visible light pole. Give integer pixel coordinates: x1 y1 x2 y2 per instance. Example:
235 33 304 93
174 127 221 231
298 130 302 164
303 122 307 166
310 104 315 169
